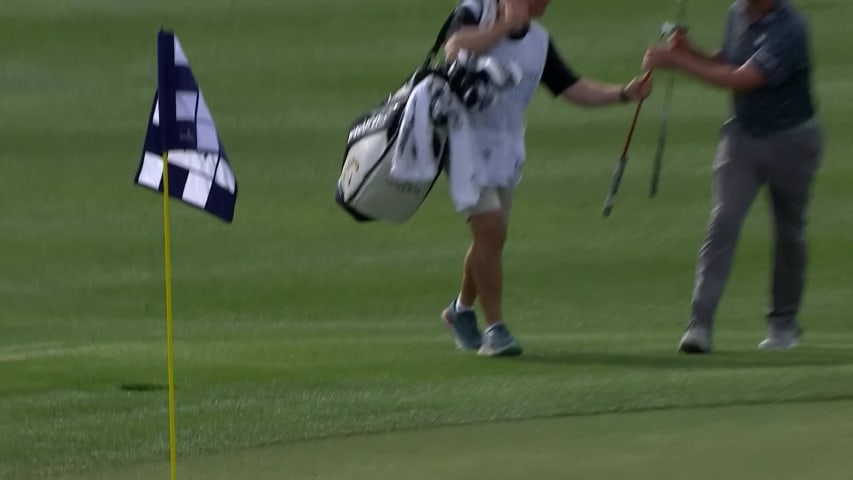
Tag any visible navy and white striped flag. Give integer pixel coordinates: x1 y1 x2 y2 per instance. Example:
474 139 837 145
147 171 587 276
134 29 238 223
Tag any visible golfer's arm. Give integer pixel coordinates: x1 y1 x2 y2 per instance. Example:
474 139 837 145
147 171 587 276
445 23 511 62
686 46 725 64
674 52 766 91
560 79 624 107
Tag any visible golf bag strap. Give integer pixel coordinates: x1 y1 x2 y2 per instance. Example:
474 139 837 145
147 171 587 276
423 9 460 67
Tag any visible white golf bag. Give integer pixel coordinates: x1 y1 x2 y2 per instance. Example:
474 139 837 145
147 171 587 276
335 0 512 224
336 74 448 223
335 11 458 224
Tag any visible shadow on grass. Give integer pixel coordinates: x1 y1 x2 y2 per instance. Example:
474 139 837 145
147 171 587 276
516 346 853 370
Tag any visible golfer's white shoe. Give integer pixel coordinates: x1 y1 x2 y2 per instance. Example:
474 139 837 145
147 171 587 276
758 325 803 350
678 324 712 354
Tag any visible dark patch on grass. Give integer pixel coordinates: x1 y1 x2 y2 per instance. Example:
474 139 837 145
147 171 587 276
119 383 169 392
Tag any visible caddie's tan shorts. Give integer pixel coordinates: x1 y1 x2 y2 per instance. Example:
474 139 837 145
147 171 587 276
464 187 514 223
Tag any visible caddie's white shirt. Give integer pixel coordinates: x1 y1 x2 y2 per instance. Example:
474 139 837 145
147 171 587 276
454 0 551 187
469 22 549 187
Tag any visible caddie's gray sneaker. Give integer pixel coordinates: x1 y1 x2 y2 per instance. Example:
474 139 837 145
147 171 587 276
478 323 522 357
758 325 803 350
679 324 712 354
442 298 482 351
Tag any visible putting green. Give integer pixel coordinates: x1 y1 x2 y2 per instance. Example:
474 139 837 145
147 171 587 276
72 400 853 480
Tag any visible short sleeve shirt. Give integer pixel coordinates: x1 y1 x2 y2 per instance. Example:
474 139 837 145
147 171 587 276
720 0 816 136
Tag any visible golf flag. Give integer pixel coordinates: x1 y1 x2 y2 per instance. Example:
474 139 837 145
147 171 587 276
134 30 239 480
135 29 238 222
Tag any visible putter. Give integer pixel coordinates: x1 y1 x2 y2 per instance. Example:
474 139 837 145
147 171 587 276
650 0 689 197
602 70 653 218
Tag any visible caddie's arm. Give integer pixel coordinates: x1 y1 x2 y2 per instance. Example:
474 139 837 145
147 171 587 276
445 22 514 63
542 41 652 107
445 0 530 62
561 77 652 107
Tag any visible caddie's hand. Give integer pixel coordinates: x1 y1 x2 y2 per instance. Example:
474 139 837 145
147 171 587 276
643 45 678 70
500 0 530 32
623 74 653 101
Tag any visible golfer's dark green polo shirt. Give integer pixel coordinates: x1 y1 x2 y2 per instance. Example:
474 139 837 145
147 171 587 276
721 0 816 137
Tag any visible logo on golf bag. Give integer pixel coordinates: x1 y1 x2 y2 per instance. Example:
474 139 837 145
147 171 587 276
343 156 361 188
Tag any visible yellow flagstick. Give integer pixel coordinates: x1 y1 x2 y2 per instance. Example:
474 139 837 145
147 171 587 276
161 152 178 480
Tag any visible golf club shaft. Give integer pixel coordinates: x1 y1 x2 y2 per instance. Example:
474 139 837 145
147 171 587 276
650 73 675 197
650 0 688 197
603 71 652 217
621 82 649 157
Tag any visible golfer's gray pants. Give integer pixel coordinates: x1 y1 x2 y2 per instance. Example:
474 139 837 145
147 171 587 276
691 120 823 329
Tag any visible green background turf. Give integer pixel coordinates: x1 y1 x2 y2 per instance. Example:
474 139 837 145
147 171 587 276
1 0 851 478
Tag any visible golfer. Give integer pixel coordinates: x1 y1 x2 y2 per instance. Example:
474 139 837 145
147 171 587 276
441 0 652 356
643 0 822 353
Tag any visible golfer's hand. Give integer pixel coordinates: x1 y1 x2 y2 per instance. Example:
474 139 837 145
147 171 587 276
667 27 691 51
643 45 678 70
499 0 530 32
623 75 653 101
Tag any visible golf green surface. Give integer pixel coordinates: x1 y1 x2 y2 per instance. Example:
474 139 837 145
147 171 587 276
66 401 853 480
2 0 851 478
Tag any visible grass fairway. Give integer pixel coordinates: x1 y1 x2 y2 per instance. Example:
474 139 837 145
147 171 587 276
1 0 852 479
